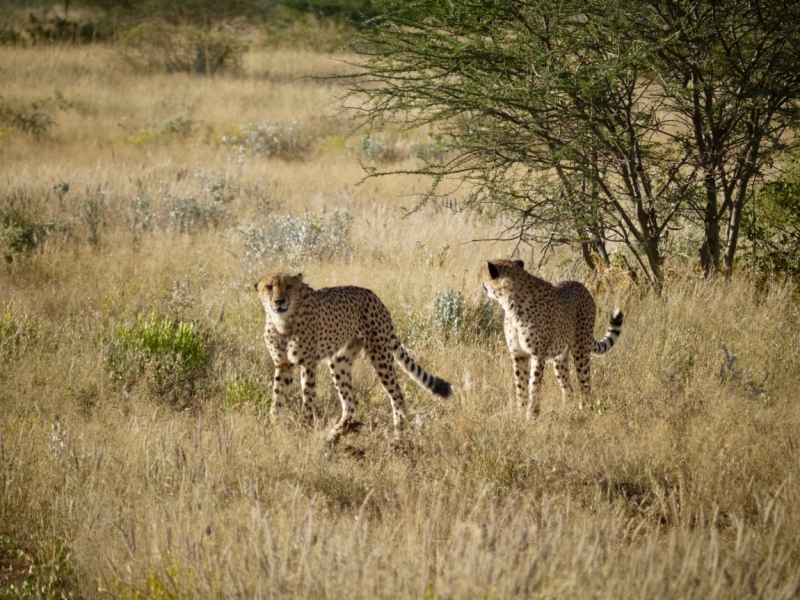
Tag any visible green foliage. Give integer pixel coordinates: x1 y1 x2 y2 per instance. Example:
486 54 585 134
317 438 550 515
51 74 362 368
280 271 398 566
344 0 800 285
260 13 355 52
743 160 800 282
242 208 353 264
432 286 464 337
432 287 502 341
104 311 213 405
162 174 235 232
0 535 77 600
0 207 56 253
223 372 270 413
0 302 38 357
119 23 246 74
0 96 53 136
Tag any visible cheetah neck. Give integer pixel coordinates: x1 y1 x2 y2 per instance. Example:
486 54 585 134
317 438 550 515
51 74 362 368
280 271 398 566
269 311 294 335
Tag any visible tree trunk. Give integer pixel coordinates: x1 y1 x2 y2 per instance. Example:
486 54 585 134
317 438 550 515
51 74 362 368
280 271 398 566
723 175 752 277
700 181 721 277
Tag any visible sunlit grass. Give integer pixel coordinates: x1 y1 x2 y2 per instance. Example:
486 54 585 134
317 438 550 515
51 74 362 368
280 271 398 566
1 43 800 599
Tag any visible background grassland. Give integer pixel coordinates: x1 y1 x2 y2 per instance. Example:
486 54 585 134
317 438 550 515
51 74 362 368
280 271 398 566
1 44 800 599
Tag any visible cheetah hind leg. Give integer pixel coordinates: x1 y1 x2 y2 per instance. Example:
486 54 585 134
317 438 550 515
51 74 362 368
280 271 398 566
552 353 574 407
325 339 364 444
367 348 407 439
573 349 592 411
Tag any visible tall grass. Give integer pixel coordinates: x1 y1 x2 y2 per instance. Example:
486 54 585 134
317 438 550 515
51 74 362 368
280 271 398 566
1 44 800 599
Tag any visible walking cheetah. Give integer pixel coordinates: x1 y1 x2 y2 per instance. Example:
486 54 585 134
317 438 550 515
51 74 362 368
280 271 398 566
255 272 454 442
483 259 623 416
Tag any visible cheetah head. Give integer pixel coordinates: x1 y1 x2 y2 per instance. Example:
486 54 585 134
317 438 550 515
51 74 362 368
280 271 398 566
255 272 304 325
483 259 525 306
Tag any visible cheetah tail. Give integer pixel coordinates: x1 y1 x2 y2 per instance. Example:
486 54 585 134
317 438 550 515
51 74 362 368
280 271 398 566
592 309 624 355
392 343 454 398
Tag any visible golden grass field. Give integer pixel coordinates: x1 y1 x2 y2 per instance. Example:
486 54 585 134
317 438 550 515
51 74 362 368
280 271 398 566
1 43 800 598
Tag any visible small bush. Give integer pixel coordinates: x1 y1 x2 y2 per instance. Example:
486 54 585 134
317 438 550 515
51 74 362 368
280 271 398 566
242 208 353 264
127 115 192 146
348 132 409 163
119 24 246 75
0 96 53 137
0 208 56 254
104 312 212 405
743 161 800 282
223 373 269 413
222 120 314 161
161 176 233 233
433 287 465 337
432 288 502 341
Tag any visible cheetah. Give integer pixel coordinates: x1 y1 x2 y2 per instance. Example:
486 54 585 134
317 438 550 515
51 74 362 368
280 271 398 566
483 259 623 416
255 272 454 442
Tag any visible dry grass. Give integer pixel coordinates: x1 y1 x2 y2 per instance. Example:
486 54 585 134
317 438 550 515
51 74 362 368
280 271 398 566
2 44 800 599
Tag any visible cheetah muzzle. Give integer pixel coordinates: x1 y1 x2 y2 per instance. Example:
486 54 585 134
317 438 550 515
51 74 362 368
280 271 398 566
483 259 623 416
255 272 454 443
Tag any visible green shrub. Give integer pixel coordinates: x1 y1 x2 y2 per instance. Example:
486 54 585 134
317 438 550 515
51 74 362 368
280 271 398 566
0 96 53 137
104 312 212 405
432 288 502 340
743 160 800 282
161 174 237 233
119 24 246 75
223 373 269 413
242 208 353 264
0 535 77 600
433 287 465 337
222 119 314 161
0 208 56 254
127 115 192 146
348 131 408 163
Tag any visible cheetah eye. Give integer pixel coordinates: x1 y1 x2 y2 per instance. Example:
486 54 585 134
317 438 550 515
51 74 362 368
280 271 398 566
266 284 273 291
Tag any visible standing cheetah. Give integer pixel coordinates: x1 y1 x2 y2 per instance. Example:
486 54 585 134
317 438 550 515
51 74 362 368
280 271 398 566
483 259 623 416
255 272 453 442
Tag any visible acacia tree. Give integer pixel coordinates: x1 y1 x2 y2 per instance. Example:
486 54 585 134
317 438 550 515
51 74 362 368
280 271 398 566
630 0 800 277
342 0 800 286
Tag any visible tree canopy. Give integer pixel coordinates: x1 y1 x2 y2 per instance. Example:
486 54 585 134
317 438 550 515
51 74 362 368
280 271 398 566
343 0 800 286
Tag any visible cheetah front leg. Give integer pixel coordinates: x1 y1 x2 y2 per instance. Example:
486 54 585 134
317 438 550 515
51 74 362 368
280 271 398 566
527 356 545 419
271 362 294 421
299 362 318 425
512 354 531 411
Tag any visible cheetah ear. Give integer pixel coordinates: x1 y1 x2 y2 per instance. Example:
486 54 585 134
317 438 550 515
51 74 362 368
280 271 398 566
294 273 304 283
487 261 500 279
513 259 524 269
254 280 260 292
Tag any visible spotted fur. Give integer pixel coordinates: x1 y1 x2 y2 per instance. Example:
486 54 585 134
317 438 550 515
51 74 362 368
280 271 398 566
255 272 453 442
483 259 623 415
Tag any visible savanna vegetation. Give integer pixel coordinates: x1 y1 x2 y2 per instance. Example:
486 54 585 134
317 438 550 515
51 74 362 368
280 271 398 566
2 1 800 598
